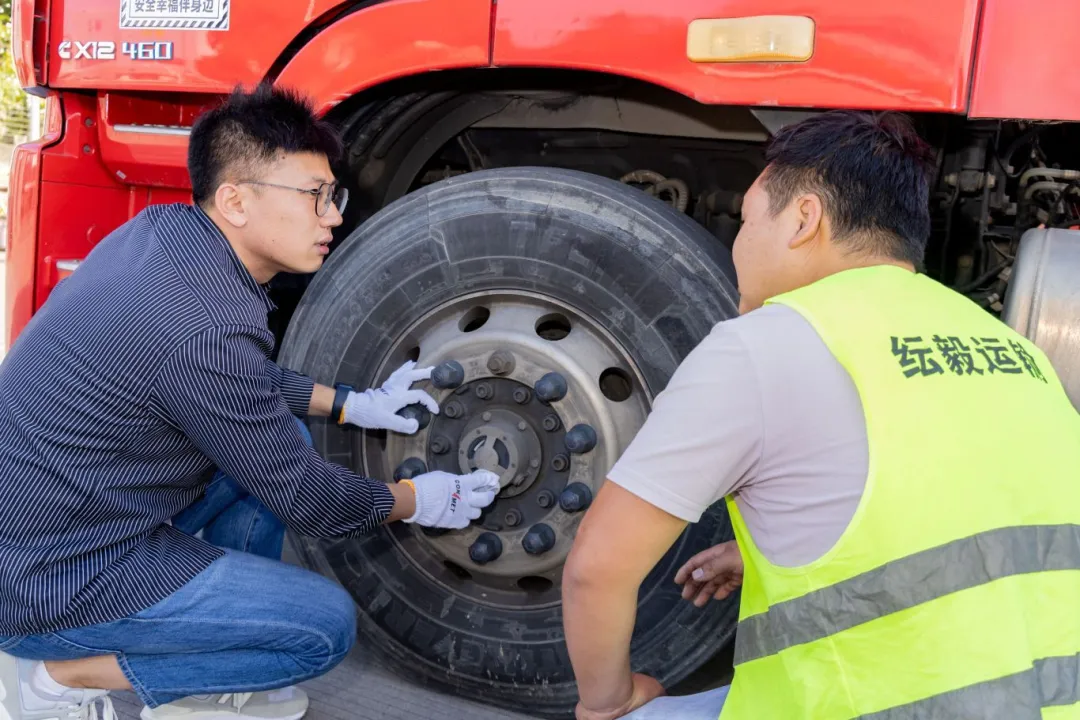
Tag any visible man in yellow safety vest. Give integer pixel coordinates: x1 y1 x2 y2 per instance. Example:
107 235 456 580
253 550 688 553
562 109 1080 720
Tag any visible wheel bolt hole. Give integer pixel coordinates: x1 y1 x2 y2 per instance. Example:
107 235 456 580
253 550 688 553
535 313 572 341
600 367 633 402
459 307 491 333
443 561 473 581
517 576 554 594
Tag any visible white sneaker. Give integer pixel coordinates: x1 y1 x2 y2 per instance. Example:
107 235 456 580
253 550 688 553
0 653 115 720
139 687 308 720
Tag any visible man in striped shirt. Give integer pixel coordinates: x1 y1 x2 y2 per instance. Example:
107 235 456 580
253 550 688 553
0 83 499 720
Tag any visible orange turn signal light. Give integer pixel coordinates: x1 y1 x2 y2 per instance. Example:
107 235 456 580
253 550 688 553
687 16 815 63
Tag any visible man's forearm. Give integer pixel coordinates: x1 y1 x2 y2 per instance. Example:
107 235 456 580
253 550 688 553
386 482 417 523
309 382 335 418
562 482 689 716
564 571 638 711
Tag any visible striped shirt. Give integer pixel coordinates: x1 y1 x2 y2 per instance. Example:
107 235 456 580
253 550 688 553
0 203 395 636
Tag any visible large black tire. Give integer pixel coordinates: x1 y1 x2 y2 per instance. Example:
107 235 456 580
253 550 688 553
278 167 741 718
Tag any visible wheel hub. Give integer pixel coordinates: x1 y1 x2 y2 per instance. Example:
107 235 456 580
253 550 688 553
455 403 543 497
365 292 650 606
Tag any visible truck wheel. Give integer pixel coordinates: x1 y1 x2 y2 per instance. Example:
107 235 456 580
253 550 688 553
278 167 741 718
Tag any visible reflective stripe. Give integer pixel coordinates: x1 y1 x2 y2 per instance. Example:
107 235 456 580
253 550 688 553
858 653 1080 719
735 524 1080 664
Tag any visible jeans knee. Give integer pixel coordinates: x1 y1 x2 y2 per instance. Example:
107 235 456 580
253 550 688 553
292 584 355 675
324 585 357 660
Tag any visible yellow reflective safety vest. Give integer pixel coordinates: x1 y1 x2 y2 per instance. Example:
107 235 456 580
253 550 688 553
719 264 1080 720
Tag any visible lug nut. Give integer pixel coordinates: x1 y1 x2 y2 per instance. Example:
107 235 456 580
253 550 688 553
522 523 557 555
487 351 516 376
469 532 504 565
551 453 570 472
534 372 568 403
517 421 527 431
443 400 465 419
537 490 555 509
394 457 427 481
542 414 561 432
530 458 540 469
513 387 532 405
565 424 598 454
504 509 523 527
430 436 451 455
482 412 492 422
475 383 493 400
559 482 593 513
432 361 465 389
397 403 431 430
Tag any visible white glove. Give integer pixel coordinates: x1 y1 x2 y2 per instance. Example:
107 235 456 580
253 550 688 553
343 361 439 434
403 469 501 529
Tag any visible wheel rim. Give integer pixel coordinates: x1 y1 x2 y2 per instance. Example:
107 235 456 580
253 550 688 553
360 290 651 609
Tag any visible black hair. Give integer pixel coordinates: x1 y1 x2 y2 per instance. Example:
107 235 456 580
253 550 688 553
187 82 343 207
761 110 935 266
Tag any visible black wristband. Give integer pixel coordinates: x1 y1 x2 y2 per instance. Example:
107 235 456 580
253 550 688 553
331 383 354 425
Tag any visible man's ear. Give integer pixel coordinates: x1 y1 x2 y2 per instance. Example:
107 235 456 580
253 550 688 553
787 192 824 250
214 183 249 229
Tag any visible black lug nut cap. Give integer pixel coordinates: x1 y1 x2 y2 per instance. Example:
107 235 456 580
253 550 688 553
522 523 557 555
432 361 466 389
559 482 594 512
534 372 568 403
469 532 504 565
396 403 431 430
565 424 598 454
394 457 427 481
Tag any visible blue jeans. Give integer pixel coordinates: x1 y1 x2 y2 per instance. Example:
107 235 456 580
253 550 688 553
623 685 730 719
0 417 357 708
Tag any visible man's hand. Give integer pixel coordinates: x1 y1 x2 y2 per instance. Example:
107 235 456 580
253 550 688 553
575 674 665 720
343 361 439 433
674 540 743 607
402 469 501 529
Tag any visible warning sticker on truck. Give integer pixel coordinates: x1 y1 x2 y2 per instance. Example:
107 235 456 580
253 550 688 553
119 0 229 31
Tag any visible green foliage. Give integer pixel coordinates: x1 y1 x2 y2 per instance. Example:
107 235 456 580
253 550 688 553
1 0 33 144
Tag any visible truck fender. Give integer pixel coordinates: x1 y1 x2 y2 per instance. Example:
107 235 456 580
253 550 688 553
273 0 493 116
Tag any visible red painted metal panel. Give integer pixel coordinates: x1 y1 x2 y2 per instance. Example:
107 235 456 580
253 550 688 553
274 0 492 115
493 0 981 112
46 0 490 98
46 0 348 93
968 0 1080 121
5 95 63 351
6 146 43 352
34 182 133 312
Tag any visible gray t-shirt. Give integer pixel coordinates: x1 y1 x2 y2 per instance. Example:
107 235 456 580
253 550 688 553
608 304 869 567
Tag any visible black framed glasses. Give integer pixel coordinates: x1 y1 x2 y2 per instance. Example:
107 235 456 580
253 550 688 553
238 181 349 217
